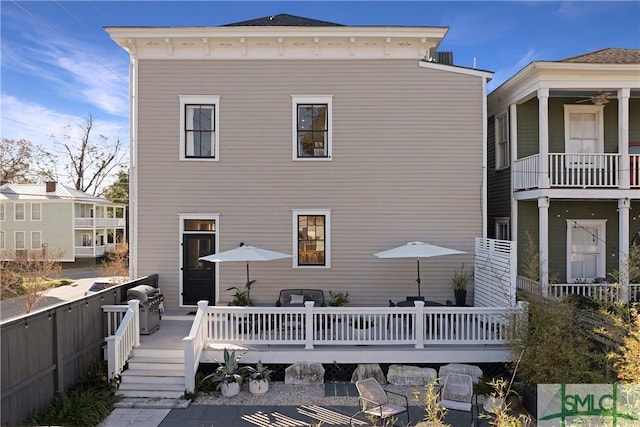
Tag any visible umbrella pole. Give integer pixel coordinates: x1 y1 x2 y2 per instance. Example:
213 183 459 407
246 261 251 302
416 258 421 296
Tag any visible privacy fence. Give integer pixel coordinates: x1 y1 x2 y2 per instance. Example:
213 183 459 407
0 274 158 427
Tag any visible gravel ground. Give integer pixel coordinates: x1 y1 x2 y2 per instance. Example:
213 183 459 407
194 381 421 406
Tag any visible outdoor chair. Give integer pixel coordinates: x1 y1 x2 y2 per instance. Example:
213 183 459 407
350 378 409 426
439 373 476 426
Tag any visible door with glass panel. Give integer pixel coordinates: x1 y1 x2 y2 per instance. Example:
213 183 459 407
182 219 216 306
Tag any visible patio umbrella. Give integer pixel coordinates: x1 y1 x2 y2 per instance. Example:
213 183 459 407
199 243 292 302
374 241 465 297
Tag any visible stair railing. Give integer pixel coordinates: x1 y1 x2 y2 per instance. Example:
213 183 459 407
105 300 140 380
184 300 209 393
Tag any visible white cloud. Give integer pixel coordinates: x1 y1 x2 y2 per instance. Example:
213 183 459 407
488 49 539 92
1 94 128 154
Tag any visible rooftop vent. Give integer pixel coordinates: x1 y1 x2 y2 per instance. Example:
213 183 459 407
433 51 454 66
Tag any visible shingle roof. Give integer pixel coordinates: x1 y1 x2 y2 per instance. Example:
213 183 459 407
559 48 640 64
0 183 111 203
223 14 343 27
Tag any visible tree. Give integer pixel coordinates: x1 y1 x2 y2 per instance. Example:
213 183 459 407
0 138 55 183
1 248 64 314
103 169 129 205
52 115 126 196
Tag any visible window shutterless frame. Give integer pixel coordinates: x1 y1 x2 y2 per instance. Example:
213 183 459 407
292 209 331 268
179 95 220 161
292 95 332 161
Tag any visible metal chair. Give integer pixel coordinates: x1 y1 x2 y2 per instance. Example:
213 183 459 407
350 378 409 426
439 373 476 426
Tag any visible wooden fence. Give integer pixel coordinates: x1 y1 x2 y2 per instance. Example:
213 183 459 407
0 274 157 427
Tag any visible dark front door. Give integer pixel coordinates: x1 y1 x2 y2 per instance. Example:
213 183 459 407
182 234 215 305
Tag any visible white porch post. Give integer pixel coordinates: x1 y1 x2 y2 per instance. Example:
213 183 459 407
538 196 550 296
619 88 631 189
413 300 425 349
304 301 314 350
619 198 631 302
510 103 518 243
538 88 550 189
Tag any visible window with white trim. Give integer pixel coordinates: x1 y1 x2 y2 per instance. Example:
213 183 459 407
15 231 25 250
566 219 606 283
179 95 220 160
0 231 4 249
31 203 41 221
31 231 42 250
292 96 332 160
82 233 92 247
15 203 25 221
495 217 510 240
0 203 5 221
293 209 331 267
564 105 604 166
495 112 509 170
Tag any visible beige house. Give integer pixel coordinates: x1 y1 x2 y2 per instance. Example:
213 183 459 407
487 48 640 301
0 182 126 263
107 14 493 310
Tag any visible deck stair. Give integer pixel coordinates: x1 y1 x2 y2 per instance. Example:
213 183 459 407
117 347 186 399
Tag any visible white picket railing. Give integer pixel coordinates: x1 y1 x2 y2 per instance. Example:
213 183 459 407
102 304 130 336
104 300 140 380
631 154 640 188
518 277 640 303
516 276 542 295
184 301 210 392
202 301 525 348
513 154 540 190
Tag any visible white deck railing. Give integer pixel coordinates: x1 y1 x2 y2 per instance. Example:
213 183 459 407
184 301 210 392
517 277 639 303
516 276 542 295
631 154 640 188
202 301 526 348
104 300 140 380
514 153 627 189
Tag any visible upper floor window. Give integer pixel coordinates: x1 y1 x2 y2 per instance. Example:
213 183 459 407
15 203 25 221
292 96 332 160
495 112 509 170
0 203 4 221
495 217 510 240
293 209 331 268
31 203 41 221
179 95 220 161
564 105 604 165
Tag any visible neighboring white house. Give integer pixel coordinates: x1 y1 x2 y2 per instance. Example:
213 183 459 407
106 14 493 310
0 182 126 263
487 48 640 299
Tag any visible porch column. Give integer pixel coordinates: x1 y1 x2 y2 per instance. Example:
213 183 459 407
619 88 631 189
510 103 518 242
538 196 550 297
538 88 550 188
619 198 631 302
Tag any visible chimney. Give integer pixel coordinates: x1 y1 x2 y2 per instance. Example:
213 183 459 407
46 182 57 193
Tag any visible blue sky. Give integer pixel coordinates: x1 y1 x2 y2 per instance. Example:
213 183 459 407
2 1 639 160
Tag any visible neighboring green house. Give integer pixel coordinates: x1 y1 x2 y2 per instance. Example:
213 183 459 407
0 182 126 264
487 48 640 298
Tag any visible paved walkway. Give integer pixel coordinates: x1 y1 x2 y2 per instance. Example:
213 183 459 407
99 403 489 426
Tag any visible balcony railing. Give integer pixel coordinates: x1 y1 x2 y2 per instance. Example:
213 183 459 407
74 218 126 228
74 246 106 257
514 153 639 190
516 276 639 303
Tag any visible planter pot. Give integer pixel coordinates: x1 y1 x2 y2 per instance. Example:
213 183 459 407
220 381 240 397
454 289 467 306
483 396 505 414
249 379 269 395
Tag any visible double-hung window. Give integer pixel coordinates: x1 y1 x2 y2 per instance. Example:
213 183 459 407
293 209 331 268
31 203 41 221
566 219 606 283
495 112 509 170
15 231 25 250
180 96 220 160
0 203 5 221
31 231 42 250
564 105 604 167
292 96 332 160
15 203 25 221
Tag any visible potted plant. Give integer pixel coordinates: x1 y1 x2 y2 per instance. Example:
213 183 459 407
240 360 274 395
452 264 471 306
328 290 350 307
202 348 244 397
226 281 255 306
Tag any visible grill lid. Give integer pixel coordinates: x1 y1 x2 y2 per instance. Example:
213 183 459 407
127 284 159 303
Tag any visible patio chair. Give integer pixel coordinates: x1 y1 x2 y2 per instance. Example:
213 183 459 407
350 378 409 426
439 373 476 426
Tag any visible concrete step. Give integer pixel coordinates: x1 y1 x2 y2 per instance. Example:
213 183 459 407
132 348 184 358
122 369 184 377
120 373 184 385
119 382 185 392
113 397 191 409
116 389 185 399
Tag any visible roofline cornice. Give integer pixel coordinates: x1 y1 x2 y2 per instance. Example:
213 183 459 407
419 61 493 79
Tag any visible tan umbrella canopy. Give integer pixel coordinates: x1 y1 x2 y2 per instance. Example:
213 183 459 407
374 241 465 297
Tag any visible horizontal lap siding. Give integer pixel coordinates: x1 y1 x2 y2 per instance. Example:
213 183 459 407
136 60 484 308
